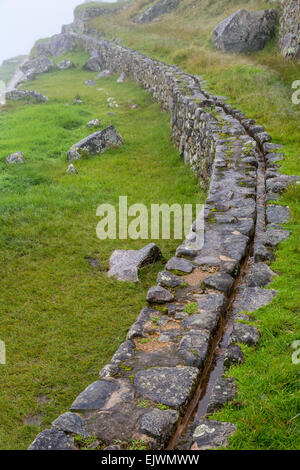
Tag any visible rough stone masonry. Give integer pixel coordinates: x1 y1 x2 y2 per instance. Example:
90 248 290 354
28 29 298 450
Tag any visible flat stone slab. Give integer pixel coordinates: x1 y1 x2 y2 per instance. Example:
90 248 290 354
166 257 194 273
71 125 123 156
230 322 260 347
182 312 220 334
192 419 236 450
206 377 237 414
52 412 88 436
108 243 161 282
71 378 120 411
134 366 200 411
146 286 174 304
232 286 277 314
178 331 210 368
139 408 179 442
28 428 75 450
196 293 227 313
262 229 290 247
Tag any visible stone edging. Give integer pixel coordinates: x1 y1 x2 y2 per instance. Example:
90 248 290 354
28 32 298 451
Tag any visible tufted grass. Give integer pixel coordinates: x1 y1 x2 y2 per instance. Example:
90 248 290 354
88 0 300 450
0 49 205 449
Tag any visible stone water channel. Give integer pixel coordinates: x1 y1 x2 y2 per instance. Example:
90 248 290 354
28 32 298 450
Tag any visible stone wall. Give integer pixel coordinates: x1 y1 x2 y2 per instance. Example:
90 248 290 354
28 32 298 451
279 0 300 58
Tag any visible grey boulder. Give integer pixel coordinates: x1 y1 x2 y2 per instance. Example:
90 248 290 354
83 52 104 72
6 151 25 164
108 243 161 283
71 126 123 157
212 9 277 53
5 89 48 103
57 60 75 70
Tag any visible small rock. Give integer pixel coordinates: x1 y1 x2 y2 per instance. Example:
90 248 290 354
67 150 81 162
96 70 112 78
262 229 290 247
83 52 104 72
87 118 101 128
73 98 83 105
57 60 74 70
197 293 227 313
244 262 276 287
146 286 174 304
71 126 123 156
117 72 126 83
6 151 25 164
71 379 120 411
67 164 78 174
166 257 194 274
52 412 88 436
131 104 138 109
157 270 182 288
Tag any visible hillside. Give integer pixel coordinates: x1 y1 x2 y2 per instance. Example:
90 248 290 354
0 56 27 84
0 0 299 452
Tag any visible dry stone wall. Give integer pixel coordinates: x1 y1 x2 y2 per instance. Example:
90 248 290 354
28 32 298 451
279 0 300 58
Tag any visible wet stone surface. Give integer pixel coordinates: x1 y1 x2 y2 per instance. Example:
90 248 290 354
206 377 237 413
192 419 237 450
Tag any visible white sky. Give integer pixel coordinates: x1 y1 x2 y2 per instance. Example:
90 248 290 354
0 0 113 64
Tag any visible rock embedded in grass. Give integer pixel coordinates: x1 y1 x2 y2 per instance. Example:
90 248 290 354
57 59 74 70
66 164 78 174
6 151 25 164
108 243 161 283
87 118 101 128
70 125 123 157
6 89 48 103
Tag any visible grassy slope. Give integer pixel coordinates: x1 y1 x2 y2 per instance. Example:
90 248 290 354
0 56 27 84
87 0 300 450
0 47 204 449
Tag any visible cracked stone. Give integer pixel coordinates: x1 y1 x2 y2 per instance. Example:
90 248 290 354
134 366 200 411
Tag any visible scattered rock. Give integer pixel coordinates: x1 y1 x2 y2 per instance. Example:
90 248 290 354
71 126 123 156
139 408 179 442
192 419 236 450
67 164 78 174
57 60 74 70
230 322 260 347
232 286 277 314
87 118 101 128
28 428 75 450
73 98 83 105
206 377 237 413
84 80 96 87
134 0 182 24
212 9 277 53
96 70 112 78
5 89 48 103
6 151 25 164
266 175 299 194
117 72 126 83
52 412 88 436
108 243 161 283
134 366 200 411
182 312 220 334
146 286 174 304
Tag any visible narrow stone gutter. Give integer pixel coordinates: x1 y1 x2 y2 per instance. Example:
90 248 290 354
28 32 298 451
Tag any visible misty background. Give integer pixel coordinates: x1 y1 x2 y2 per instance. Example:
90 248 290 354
0 0 113 65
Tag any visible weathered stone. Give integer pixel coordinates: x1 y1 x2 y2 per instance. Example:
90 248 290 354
20 55 56 80
233 286 277 314
71 378 120 411
117 72 126 83
71 126 123 156
192 419 236 450
157 270 182 288
126 307 159 341
166 257 194 273
139 408 179 442
244 262 276 287
196 293 227 313
5 89 48 103
66 164 78 174
178 330 210 368
224 344 245 369
134 367 200 410
67 150 81 162
204 273 234 295
254 243 275 262
104 445 121 450
207 377 237 413
230 322 260 346
87 118 101 128
100 340 136 376
57 60 75 70
28 428 75 450
212 9 277 53
279 0 300 59
52 412 88 436
266 205 290 225
83 52 104 72
266 175 299 194
6 151 25 164
34 33 76 58
108 243 161 283
96 69 112 78
146 286 174 304
182 312 220 334
134 0 182 24
262 229 290 247
84 80 96 87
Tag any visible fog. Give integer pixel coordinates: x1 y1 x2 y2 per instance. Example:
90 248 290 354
0 0 113 64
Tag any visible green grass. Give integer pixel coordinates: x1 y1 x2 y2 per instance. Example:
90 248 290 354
0 49 204 449
87 0 300 450
0 56 27 84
